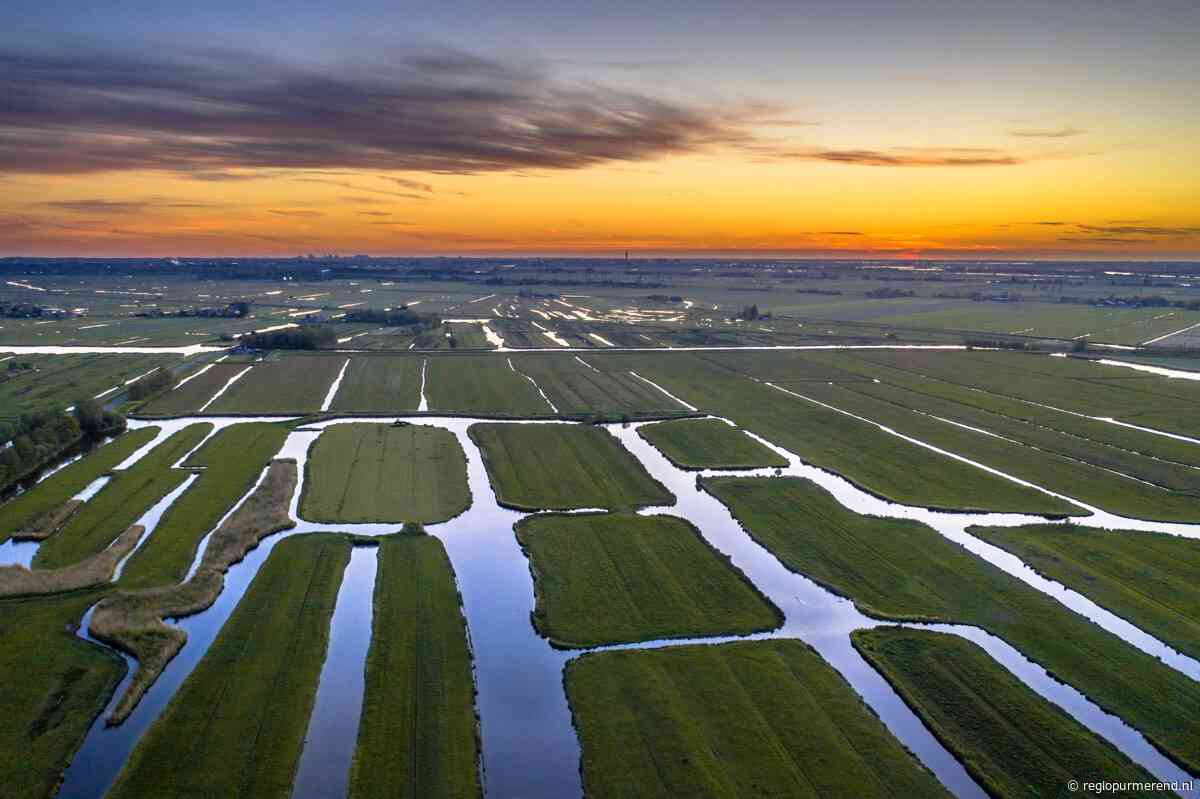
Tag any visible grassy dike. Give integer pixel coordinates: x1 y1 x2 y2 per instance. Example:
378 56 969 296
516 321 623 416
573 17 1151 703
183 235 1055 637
0 427 159 543
705 476 1200 773
348 535 481 799
972 523 1200 662
637 418 787 469
516 513 781 648
469 423 673 511
300 424 470 524
107 533 351 799
565 640 951 798
852 628 1171 798
0 588 123 799
34 423 213 569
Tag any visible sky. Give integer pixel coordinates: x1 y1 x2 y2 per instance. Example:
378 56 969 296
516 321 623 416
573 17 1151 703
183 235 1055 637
1 0 1197 259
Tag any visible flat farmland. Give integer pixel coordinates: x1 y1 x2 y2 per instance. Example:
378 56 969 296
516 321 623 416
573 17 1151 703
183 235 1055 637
516 513 780 647
566 641 951 799
470 423 672 511
638 418 787 469
425 356 553 415
349 535 479 799
141 363 252 415
205 356 345 413
301 424 470 524
509 354 689 417
107 533 351 799
853 628 1169 797
706 475 1200 772
972 523 1200 661
0 353 181 418
329 356 422 412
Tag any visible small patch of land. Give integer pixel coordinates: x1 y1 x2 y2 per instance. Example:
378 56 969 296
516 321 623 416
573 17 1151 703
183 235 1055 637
33 423 212 569
107 533 350 799
0 588 124 799
348 535 480 799
301 424 470 524
329 356 423 412
508 354 689 417
853 627 1170 798
425 356 553 415
0 353 181 418
141 363 252 415
205 355 345 413
637 418 787 469
0 427 158 543
517 513 780 647
0 523 142 597
705 476 1200 773
566 640 951 798
470 423 672 511
972 523 1200 662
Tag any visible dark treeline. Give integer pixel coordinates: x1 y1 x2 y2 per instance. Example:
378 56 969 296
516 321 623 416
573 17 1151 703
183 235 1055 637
0 400 126 492
126 367 176 401
342 307 439 329
243 325 338 350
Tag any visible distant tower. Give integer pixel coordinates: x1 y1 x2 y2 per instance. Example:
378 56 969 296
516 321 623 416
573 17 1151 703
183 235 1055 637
625 250 629 261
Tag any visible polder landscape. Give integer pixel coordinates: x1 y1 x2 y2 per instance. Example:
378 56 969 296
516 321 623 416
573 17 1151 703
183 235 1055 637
2 257 1200 798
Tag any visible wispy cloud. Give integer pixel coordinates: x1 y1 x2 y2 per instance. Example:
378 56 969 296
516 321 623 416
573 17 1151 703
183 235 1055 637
268 209 324 218
1009 126 1086 138
1077 224 1200 236
760 147 1022 167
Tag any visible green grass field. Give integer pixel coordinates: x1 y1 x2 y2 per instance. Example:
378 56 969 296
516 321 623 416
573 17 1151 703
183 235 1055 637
33 424 213 569
107 533 351 799
853 628 1169 798
470 423 672 511
425 356 553 415
329 356 422 413
206 356 345 413
638 418 787 469
972 523 1200 662
516 513 780 647
348 536 480 799
0 353 181 418
0 588 124 799
141 363 253 415
300 424 470 524
705 476 1200 772
508 354 689 417
117 422 293 589
0 427 159 543
613 352 1076 514
566 640 951 798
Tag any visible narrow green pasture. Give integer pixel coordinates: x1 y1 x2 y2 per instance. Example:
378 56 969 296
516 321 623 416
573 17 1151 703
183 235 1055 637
206 356 345 413
329 356 422 412
566 640 950 798
142 363 252 415
425 356 552 415
638 418 786 469
509 354 688 416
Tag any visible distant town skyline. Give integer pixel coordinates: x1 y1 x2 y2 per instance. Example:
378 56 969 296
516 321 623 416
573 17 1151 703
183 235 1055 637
2 0 1197 258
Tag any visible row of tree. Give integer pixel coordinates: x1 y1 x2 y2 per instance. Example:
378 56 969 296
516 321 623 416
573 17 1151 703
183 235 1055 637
0 401 126 492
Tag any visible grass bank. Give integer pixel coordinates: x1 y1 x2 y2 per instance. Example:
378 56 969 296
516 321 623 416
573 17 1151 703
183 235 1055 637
638 418 787 469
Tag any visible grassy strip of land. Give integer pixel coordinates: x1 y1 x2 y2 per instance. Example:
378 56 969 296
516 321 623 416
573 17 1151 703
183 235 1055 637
853 628 1170 798
566 640 950 798
470 423 673 511
0 353 180 417
638 418 787 469
615 352 1075 514
33 424 212 569
90 460 297 724
329 356 422 412
509 354 688 417
705 476 1200 772
0 427 159 543
348 535 480 799
206 356 345 413
300 424 470 524
0 588 124 799
141 363 254 414
0 524 142 598
117 422 292 589
107 533 350 799
425 356 554 416
517 513 780 647
972 523 1200 663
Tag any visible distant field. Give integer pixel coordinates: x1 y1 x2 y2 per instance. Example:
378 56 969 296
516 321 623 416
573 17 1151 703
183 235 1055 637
707 475 1200 772
470 423 672 511
118 422 293 588
329 356 422 412
0 353 180 418
425 356 552 415
853 628 1168 797
349 536 479 799
206 356 345 413
517 513 780 647
638 418 787 469
301 424 469 524
566 640 951 798
509 354 688 417
0 588 123 799
0 427 159 543
108 533 350 799
34 423 212 569
141 363 250 414
973 523 1200 662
